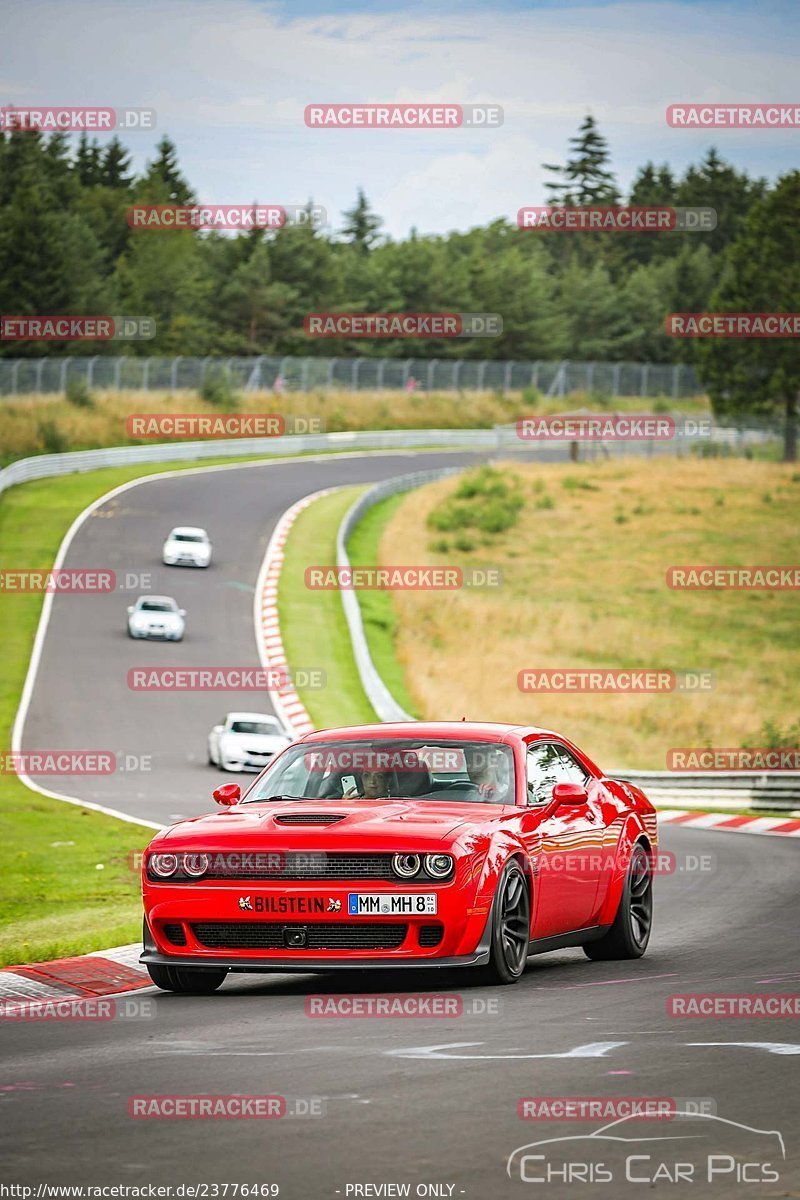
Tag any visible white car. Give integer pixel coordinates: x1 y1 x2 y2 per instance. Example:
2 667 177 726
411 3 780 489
208 712 291 772
127 595 185 641
162 526 212 568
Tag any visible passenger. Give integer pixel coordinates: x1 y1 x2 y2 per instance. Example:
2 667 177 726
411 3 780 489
344 768 392 799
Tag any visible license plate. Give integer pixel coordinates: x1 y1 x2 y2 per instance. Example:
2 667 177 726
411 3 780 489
348 893 437 916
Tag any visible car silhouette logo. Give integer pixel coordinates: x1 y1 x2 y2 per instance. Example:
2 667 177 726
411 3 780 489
238 895 253 911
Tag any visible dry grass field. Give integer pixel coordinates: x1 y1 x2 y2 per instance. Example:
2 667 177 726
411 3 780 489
381 458 800 770
0 387 709 464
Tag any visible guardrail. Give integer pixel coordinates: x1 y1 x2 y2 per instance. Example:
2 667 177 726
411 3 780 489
337 473 800 814
0 417 776 499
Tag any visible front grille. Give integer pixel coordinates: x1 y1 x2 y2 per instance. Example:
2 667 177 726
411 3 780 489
191 922 408 951
418 924 444 947
204 853 399 881
245 748 270 757
163 922 187 946
273 813 345 826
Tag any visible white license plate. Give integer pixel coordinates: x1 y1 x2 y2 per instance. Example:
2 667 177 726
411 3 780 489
348 893 437 916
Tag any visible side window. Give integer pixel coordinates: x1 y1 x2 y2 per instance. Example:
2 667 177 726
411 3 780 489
525 743 562 805
555 748 591 786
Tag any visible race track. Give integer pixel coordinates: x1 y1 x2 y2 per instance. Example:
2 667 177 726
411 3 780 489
6 447 800 1196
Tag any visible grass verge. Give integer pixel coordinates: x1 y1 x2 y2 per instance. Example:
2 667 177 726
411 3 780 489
278 488 377 729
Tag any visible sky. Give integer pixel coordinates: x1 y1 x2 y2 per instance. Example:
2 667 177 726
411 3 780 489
1 0 798 239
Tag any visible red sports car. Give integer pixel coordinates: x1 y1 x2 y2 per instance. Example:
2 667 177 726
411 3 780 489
141 722 657 992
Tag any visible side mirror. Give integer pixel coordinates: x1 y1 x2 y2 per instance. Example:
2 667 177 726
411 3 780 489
127 606 134 615
212 725 224 735
213 783 241 806
179 609 186 617
552 781 588 806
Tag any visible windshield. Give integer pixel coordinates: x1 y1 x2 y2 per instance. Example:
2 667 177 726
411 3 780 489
173 533 206 542
230 720 280 735
244 738 516 805
140 600 175 612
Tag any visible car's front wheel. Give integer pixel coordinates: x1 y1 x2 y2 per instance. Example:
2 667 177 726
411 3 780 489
478 860 530 984
583 840 653 960
146 963 228 993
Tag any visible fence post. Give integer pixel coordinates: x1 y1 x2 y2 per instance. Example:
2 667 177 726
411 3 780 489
641 363 650 397
114 357 122 389
170 356 181 390
587 361 595 393
142 358 150 390
87 356 99 389
672 363 681 400
59 359 69 392
454 360 462 390
35 358 45 393
326 358 335 389
11 360 20 394
612 362 621 397
477 360 487 391
352 359 360 389
427 359 436 391
301 357 310 391
504 360 512 391
377 359 385 389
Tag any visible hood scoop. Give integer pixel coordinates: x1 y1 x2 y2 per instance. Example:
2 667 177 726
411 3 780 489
273 813 347 826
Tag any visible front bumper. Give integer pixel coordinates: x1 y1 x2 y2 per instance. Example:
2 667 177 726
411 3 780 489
141 910 493 973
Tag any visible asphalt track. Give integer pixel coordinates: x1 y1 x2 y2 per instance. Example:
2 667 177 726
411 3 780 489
6 448 800 1196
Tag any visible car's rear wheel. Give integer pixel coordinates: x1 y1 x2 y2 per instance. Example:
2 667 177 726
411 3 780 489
478 860 530 984
583 841 653 960
146 963 228 993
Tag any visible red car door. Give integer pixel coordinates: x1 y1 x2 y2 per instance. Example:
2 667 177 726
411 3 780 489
522 742 605 938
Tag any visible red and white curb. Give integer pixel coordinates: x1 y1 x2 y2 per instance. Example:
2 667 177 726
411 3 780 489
0 943 149 1012
253 488 338 737
658 809 800 837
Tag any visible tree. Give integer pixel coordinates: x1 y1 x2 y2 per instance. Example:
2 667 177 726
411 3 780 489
675 148 766 255
341 188 383 252
141 136 194 204
695 172 800 460
75 133 102 186
543 114 620 206
100 137 133 189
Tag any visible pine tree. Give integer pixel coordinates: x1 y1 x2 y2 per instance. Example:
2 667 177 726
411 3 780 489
100 137 133 188
543 115 620 206
141 136 194 203
341 188 383 252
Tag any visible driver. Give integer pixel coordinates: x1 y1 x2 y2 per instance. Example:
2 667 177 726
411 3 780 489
464 745 504 799
344 768 392 799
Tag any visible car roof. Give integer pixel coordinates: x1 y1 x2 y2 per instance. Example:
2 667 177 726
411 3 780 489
168 526 208 536
297 721 558 743
137 595 178 605
226 712 281 723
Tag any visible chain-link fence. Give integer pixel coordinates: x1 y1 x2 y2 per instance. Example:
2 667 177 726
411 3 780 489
0 355 702 398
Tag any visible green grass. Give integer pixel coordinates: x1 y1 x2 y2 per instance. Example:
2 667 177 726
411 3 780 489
346 494 420 717
278 488 378 729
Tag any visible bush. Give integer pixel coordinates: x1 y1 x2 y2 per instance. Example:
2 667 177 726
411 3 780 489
37 419 68 454
65 376 95 409
200 365 239 410
426 466 524 537
562 474 600 491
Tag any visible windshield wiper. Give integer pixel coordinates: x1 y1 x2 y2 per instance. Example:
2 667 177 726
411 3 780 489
245 795 312 804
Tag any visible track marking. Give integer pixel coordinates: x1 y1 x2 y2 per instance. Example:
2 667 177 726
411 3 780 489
386 1040 627 1060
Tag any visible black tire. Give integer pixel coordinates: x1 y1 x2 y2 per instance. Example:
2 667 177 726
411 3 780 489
146 963 228 993
583 840 653 960
477 860 530 984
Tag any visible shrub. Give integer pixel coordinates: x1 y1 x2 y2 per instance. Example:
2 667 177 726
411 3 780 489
65 376 95 409
37 419 69 454
426 466 524 537
200 365 239 410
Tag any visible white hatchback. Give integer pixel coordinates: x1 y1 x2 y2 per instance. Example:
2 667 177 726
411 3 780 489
163 526 212 568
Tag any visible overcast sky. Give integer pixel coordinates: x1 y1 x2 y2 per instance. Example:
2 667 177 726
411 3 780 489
1 0 798 238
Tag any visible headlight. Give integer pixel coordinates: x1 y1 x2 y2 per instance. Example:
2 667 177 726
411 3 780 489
424 853 454 879
182 853 209 878
392 853 421 878
149 852 178 878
